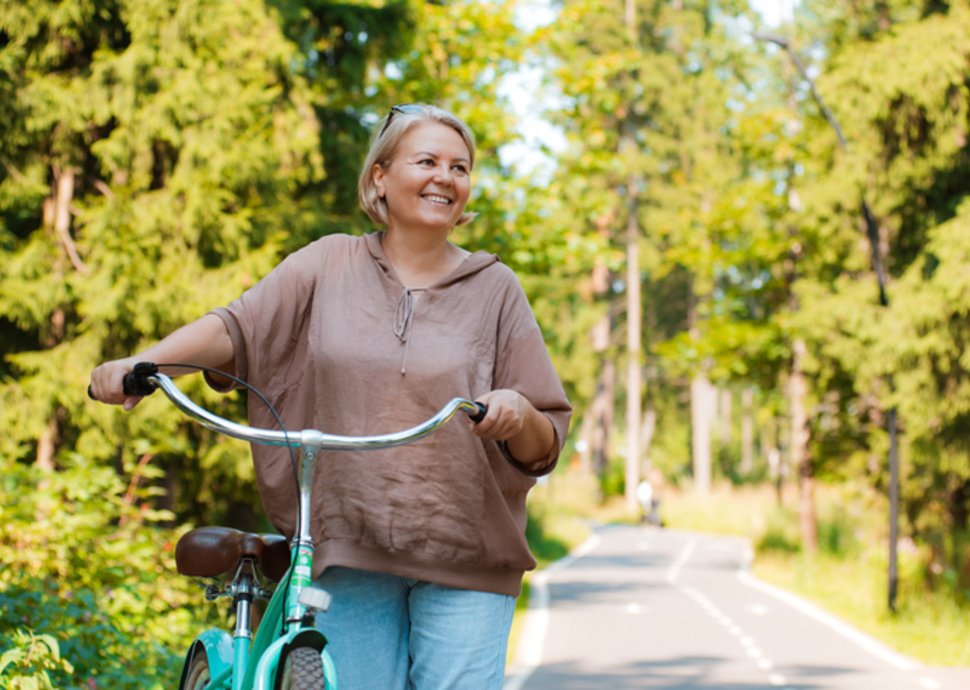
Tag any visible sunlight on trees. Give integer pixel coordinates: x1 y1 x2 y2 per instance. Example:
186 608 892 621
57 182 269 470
2 0 969 683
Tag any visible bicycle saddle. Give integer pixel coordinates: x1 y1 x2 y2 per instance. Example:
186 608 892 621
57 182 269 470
175 526 291 582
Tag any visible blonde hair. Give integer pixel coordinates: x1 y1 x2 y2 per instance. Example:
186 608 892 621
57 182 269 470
358 104 477 227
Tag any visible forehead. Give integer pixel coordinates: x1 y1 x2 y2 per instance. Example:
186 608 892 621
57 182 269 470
396 121 471 160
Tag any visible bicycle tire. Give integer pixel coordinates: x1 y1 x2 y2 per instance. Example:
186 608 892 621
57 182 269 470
278 645 326 690
183 650 210 690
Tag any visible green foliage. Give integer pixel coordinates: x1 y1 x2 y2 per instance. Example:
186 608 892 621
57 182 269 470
0 631 73 690
3 0 970 678
756 508 802 555
0 0 547 682
0 456 199 688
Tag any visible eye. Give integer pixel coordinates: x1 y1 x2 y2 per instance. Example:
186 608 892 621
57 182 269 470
417 158 435 167
452 164 469 175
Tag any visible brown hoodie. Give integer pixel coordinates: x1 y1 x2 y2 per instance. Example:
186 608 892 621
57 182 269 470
208 232 571 596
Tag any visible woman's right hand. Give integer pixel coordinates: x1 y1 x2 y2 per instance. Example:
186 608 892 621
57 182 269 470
89 357 143 410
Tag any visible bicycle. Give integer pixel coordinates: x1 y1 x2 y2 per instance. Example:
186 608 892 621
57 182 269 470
95 362 487 690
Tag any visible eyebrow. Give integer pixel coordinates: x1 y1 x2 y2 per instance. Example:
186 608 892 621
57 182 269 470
411 150 471 165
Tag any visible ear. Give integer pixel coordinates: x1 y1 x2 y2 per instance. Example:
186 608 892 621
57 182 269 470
372 163 386 199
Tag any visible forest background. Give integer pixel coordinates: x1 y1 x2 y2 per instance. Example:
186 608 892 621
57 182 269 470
2 0 969 687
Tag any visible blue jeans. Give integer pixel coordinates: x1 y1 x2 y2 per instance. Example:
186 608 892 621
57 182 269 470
312 567 515 690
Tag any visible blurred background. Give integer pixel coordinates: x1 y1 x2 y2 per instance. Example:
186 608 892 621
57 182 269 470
1 1 968 686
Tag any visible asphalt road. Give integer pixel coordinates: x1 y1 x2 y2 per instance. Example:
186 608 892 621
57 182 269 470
504 524 970 690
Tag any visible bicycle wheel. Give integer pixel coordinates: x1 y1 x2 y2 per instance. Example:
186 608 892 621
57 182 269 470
277 645 326 690
183 650 210 689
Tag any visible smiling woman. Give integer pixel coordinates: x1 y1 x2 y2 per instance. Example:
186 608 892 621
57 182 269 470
88 101 572 690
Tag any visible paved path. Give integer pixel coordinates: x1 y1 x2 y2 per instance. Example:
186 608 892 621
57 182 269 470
505 524 970 690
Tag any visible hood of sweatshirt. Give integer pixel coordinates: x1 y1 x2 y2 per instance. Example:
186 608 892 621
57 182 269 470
363 231 500 291
363 231 501 374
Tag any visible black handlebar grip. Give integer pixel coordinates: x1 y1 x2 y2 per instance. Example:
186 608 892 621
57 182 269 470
468 402 488 424
87 361 160 400
124 362 160 396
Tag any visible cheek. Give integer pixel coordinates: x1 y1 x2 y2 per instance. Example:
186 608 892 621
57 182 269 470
456 180 472 205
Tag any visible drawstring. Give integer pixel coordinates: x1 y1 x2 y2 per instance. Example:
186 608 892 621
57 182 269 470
394 288 416 375
394 288 415 343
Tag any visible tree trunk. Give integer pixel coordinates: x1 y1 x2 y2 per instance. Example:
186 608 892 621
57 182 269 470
591 356 615 495
718 387 731 445
36 416 58 471
790 339 817 552
621 0 643 514
624 180 642 513
36 166 77 471
589 213 614 490
691 373 715 494
741 386 755 475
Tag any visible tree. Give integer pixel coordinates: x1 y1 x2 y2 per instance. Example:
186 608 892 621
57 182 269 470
783 0 970 599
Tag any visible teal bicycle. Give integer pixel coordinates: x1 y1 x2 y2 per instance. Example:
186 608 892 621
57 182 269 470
106 362 486 690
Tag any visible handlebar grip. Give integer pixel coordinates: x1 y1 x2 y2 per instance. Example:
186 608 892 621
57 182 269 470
87 361 160 401
468 402 488 424
124 362 160 396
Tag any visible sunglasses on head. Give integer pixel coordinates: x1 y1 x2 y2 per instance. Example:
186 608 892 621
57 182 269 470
378 104 424 137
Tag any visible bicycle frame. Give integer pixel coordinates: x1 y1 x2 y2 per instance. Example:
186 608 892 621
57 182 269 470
145 372 483 690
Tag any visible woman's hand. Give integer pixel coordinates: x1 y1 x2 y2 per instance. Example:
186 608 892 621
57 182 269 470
471 389 529 440
89 357 143 410
472 389 556 465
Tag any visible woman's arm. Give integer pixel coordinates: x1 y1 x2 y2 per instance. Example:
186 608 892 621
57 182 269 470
89 313 234 409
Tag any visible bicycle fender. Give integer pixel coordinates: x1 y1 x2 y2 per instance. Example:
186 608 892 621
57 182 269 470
178 628 234 690
252 627 337 690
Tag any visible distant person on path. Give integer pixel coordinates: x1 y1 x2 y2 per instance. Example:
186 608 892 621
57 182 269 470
637 472 662 526
89 104 572 690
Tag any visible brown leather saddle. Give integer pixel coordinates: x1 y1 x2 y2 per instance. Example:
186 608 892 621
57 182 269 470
175 526 291 583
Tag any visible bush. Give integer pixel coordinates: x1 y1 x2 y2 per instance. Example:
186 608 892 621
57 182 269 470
0 630 73 690
0 458 202 689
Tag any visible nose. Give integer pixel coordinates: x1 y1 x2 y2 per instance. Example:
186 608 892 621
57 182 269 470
432 164 453 186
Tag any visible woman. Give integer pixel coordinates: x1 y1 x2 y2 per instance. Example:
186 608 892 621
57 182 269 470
89 104 571 689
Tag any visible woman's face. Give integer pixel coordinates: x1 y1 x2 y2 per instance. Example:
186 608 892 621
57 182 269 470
373 121 472 233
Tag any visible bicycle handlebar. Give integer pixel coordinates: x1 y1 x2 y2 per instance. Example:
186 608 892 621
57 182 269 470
89 362 488 449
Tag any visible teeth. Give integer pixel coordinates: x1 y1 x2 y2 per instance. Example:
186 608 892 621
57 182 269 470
424 194 451 204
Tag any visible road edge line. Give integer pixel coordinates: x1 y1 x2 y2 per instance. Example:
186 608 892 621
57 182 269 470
503 532 602 690
736 561 921 671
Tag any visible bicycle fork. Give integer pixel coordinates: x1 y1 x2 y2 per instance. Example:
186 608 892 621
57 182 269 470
249 444 337 690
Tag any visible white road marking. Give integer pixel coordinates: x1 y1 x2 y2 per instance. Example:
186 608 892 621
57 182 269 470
666 538 696 584
680 560 787 689
737 570 922 671
503 533 601 690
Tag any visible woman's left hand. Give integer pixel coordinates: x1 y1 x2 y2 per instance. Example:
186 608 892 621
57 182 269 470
471 389 529 441
472 389 556 465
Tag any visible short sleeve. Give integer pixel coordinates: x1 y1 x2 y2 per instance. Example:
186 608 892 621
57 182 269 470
204 243 319 395
492 277 572 475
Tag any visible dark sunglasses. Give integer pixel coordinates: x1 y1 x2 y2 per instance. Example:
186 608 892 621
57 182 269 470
378 104 424 137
